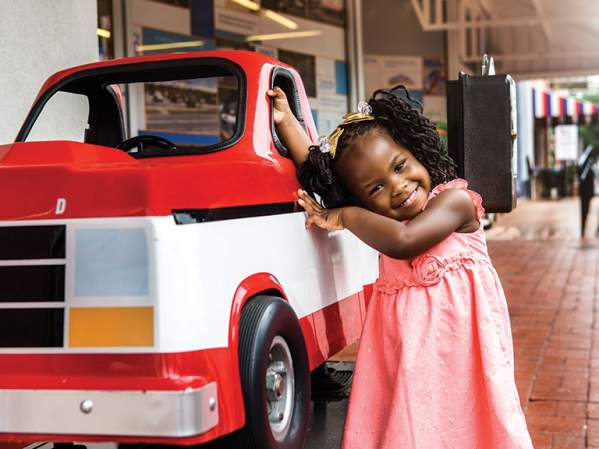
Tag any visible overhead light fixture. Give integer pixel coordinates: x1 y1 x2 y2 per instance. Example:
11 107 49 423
231 1 297 30
136 40 205 52
246 30 322 42
231 0 260 11
265 10 298 30
97 28 111 39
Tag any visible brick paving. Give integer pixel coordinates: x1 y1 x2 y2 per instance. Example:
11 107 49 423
487 197 599 448
489 239 597 448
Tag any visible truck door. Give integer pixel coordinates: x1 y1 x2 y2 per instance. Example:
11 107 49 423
270 67 378 360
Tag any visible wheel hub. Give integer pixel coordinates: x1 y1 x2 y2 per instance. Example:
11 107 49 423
266 361 287 401
266 336 295 441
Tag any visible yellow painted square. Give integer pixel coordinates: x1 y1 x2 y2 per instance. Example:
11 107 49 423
69 307 154 347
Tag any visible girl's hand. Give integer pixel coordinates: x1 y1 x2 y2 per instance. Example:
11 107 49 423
297 190 345 231
267 86 293 126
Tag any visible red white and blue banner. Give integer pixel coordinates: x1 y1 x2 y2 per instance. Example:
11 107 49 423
532 88 599 119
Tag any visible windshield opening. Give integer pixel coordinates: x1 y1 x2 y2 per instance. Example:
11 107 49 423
18 58 245 158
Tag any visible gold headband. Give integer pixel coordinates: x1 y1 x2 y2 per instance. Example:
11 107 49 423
319 101 375 158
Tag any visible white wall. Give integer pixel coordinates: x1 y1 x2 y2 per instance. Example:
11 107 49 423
0 0 98 144
361 0 448 121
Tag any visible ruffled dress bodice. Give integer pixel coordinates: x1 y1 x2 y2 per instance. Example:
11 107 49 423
375 178 491 293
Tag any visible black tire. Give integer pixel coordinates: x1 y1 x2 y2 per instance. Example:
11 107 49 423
235 295 310 449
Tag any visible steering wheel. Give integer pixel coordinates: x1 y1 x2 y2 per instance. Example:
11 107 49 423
117 135 177 153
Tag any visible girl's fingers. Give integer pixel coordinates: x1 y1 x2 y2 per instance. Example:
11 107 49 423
267 86 284 98
298 190 321 210
297 193 317 211
298 198 313 214
305 214 317 228
298 190 331 231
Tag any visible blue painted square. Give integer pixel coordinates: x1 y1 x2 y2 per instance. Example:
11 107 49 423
75 229 149 297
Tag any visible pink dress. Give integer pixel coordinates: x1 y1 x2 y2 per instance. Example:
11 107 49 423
341 179 533 449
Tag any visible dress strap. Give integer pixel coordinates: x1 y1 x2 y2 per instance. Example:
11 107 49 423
424 178 485 219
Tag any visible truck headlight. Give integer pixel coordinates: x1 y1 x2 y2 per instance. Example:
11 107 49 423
74 228 149 296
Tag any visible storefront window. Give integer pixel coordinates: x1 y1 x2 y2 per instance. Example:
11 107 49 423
22 59 241 156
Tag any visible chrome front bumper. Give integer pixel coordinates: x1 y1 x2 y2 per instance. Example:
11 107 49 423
0 382 218 437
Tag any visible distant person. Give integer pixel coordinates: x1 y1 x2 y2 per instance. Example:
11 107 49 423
268 85 534 449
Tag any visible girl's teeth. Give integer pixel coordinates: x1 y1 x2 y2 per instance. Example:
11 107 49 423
400 189 417 207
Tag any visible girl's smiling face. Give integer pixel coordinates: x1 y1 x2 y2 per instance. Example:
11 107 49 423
336 129 432 221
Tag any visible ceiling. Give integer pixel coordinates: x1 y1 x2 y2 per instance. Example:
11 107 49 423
410 0 599 79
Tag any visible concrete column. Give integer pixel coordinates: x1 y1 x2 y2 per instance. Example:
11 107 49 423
446 0 462 80
0 0 98 144
347 0 365 106
516 81 535 196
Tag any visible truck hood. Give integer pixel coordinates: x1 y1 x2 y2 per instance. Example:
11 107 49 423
0 141 297 221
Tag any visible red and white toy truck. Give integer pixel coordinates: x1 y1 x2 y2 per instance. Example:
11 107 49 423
0 50 378 448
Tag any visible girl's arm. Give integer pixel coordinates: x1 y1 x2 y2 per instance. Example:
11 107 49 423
268 87 312 166
298 188 479 260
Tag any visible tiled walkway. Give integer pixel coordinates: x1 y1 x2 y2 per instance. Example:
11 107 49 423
487 197 599 448
489 239 597 448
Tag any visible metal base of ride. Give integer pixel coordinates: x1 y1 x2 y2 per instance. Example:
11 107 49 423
311 361 355 402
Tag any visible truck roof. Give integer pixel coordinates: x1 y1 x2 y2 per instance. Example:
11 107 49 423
35 50 288 104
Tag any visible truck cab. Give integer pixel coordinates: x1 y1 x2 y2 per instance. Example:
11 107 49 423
0 50 377 448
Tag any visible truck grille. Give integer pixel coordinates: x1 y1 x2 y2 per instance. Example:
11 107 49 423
0 225 66 348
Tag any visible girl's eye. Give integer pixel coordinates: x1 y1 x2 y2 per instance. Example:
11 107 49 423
394 162 406 173
369 184 383 196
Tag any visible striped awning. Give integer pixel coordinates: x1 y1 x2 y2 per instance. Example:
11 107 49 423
532 88 599 119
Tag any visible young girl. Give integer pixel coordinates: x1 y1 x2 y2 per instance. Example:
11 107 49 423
268 86 533 449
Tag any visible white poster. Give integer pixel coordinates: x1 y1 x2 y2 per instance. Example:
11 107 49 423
364 55 423 97
310 94 347 135
364 55 382 98
554 124 578 160
316 57 336 95
381 56 423 90
318 110 343 136
318 95 346 111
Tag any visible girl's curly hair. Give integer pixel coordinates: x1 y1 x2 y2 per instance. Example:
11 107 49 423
298 86 457 209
